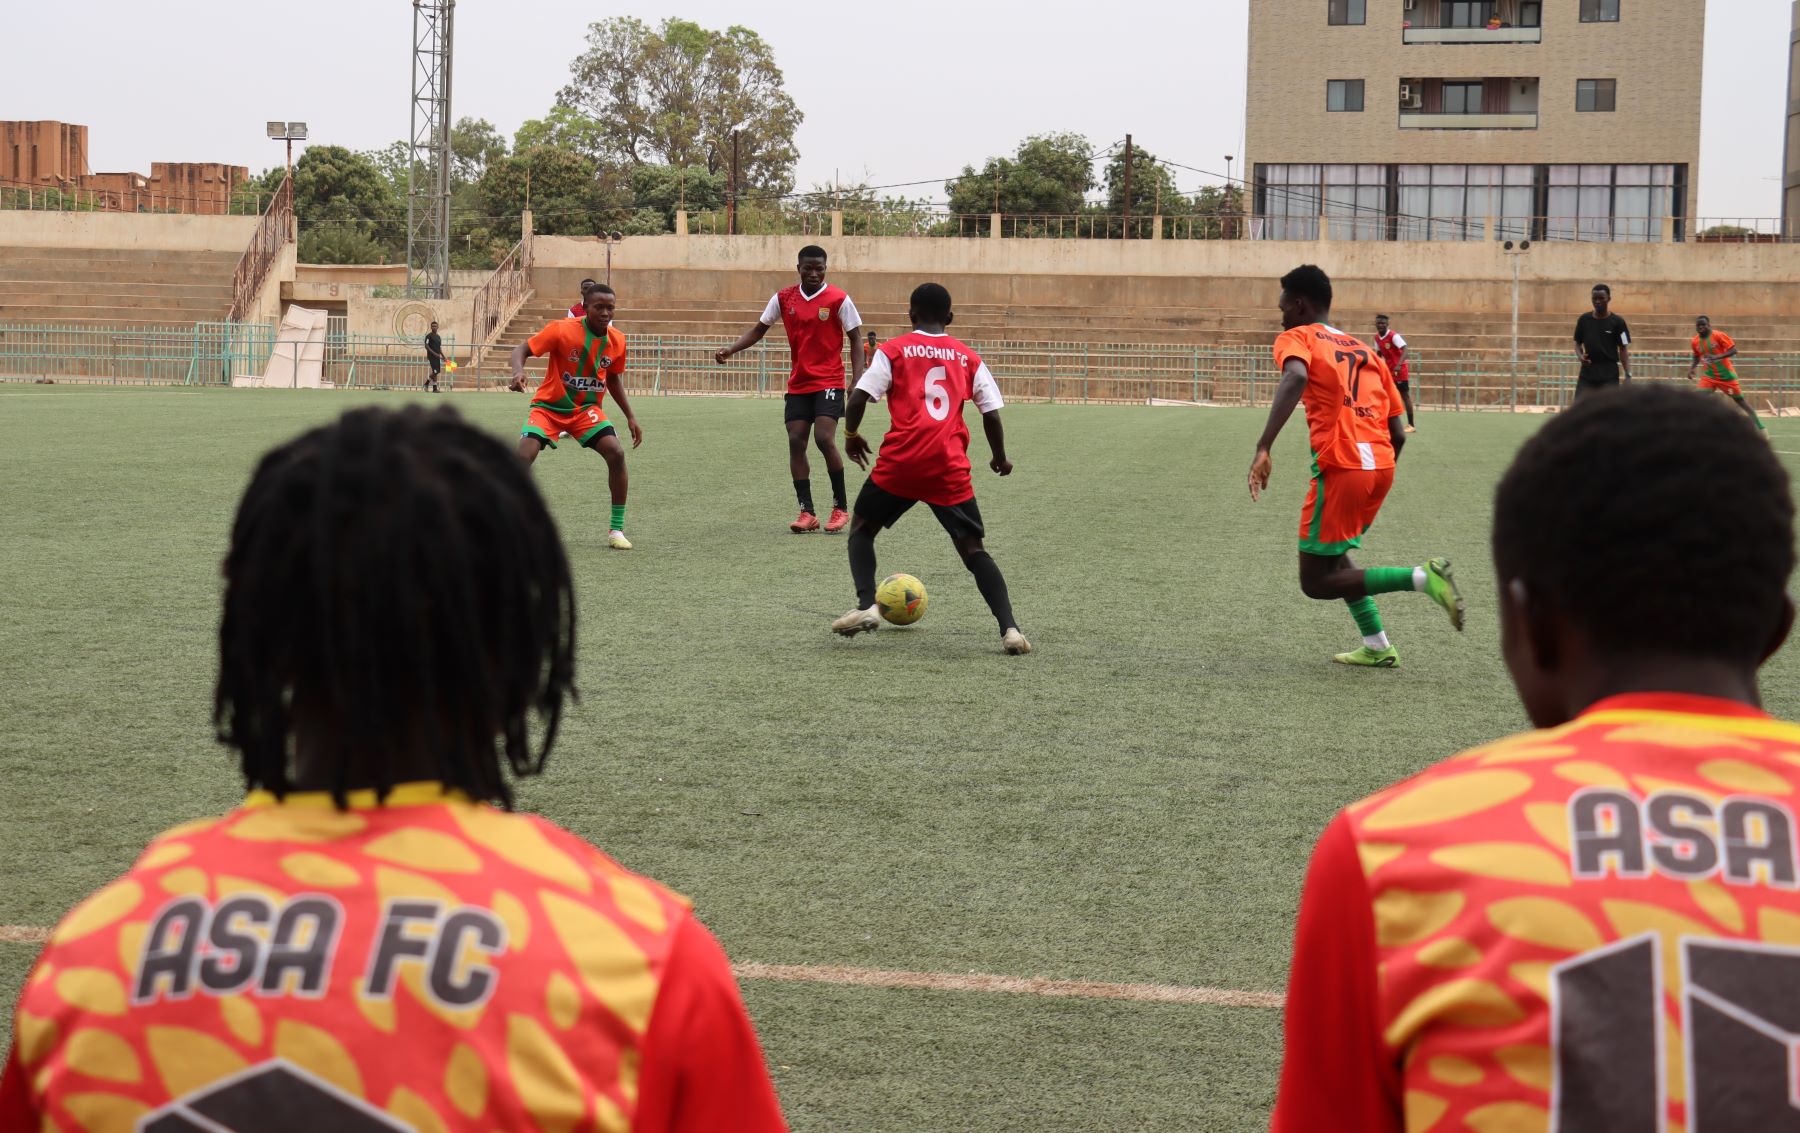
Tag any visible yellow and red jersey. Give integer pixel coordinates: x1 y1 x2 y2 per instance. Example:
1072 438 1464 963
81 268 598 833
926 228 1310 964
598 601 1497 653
528 319 627 412
1692 330 1738 380
1274 323 1402 472
1272 693 1800 1133
0 783 786 1133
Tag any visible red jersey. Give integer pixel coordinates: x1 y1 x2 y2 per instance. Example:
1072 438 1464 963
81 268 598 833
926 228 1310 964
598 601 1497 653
1374 327 1409 380
856 330 1003 506
568 302 586 318
760 284 862 394
526 318 626 412
1274 323 1402 472
1272 693 1800 1133
0 783 787 1133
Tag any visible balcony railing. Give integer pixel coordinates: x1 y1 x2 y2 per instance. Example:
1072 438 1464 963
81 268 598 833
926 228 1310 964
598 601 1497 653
1402 24 1542 43
1400 111 1538 129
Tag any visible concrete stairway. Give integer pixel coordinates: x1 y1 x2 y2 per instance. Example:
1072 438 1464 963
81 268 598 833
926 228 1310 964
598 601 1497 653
0 247 238 326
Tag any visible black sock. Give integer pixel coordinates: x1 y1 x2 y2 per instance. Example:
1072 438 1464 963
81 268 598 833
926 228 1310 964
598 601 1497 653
850 528 878 608
794 479 814 514
963 551 1017 632
828 468 847 511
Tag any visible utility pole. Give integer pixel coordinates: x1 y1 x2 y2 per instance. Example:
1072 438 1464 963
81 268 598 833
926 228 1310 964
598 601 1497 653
1121 134 1134 238
728 128 741 235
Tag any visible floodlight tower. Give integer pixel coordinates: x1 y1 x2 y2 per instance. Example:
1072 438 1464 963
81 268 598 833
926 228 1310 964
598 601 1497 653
405 0 455 298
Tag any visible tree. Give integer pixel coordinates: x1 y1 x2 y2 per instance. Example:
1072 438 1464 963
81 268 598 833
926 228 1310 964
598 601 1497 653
359 141 413 200
628 164 726 228
513 107 609 164
556 17 802 193
478 146 619 237
288 145 403 263
946 133 1094 220
1102 145 1182 216
451 118 508 186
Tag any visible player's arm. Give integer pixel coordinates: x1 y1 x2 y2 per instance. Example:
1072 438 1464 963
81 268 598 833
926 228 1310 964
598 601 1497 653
0 1029 41 1127
716 296 777 364
1383 367 1406 459
981 411 1011 476
843 388 874 469
605 374 642 448
508 340 539 393
1619 322 1632 380
1248 356 1308 502
1269 813 1402 1133
842 296 866 383
1688 344 1701 380
1574 322 1589 365
973 361 1010 475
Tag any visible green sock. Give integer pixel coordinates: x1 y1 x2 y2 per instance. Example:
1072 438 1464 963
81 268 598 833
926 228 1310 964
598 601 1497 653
1363 567 1417 595
610 504 626 531
1741 400 1767 430
1346 596 1384 637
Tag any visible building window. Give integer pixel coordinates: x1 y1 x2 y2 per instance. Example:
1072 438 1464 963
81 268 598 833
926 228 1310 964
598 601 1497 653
1580 0 1619 21
1445 2 1494 28
1328 0 1365 25
1576 79 1617 112
1327 80 1365 112
1442 82 1485 115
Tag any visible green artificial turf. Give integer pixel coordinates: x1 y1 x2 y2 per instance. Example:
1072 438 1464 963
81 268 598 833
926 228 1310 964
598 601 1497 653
1 385 1796 1131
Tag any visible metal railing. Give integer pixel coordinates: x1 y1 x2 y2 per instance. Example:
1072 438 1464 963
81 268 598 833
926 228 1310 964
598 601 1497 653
468 235 534 369
228 177 294 323
5 322 1799 410
0 176 276 216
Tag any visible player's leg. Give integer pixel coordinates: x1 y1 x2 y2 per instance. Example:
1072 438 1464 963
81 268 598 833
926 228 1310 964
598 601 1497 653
813 400 850 532
1398 380 1417 430
515 435 545 465
1730 395 1766 429
587 428 632 549
785 401 819 532
935 500 1029 654
516 409 556 465
833 481 911 635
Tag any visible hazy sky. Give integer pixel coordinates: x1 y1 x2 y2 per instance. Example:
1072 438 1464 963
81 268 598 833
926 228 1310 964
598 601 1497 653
3 0 1789 219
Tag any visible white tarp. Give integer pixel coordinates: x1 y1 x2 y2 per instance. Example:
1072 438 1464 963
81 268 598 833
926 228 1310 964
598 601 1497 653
234 304 332 388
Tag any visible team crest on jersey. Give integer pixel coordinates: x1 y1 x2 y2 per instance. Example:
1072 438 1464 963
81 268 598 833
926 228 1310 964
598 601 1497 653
819 308 832 321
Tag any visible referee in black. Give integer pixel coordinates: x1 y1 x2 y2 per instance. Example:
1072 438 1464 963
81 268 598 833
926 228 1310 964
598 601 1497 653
1572 283 1631 399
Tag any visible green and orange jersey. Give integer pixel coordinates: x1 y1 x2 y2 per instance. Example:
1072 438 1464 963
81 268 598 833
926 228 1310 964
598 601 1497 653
0 783 786 1133
1272 694 1800 1133
527 319 627 413
1274 323 1403 472
1692 330 1739 380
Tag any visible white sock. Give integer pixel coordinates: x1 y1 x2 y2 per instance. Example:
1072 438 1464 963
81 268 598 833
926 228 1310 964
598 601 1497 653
1364 631 1391 650
1412 566 1429 592
610 529 625 537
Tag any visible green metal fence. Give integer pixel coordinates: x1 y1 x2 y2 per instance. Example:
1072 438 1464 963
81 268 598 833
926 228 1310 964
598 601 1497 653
5 320 1799 410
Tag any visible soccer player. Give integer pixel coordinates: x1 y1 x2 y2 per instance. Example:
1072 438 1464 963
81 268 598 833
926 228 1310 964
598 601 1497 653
0 405 788 1133
1373 313 1414 432
714 245 865 534
1270 384 1797 1133
1574 282 1631 398
569 277 598 318
423 320 444 393
832 282 1030 656
510 282 643 550
1689 314 1765 430
864 329 879 360
1248 265 1462 667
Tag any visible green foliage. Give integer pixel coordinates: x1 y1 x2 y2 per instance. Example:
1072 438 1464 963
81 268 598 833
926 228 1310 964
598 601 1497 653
628 164 726 227
514 107 610 165
947 132 1095 220
358 141 414 200
289 145 404 264
451 118 508 186
478 146 625 237
557 17 803 194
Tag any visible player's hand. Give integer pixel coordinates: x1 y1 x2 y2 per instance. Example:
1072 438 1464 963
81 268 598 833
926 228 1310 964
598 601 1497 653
990 456 1013 476
845 433 872 469
627 417 643 448
713 348 731 365
1248 448 1273 502
508 373 526 393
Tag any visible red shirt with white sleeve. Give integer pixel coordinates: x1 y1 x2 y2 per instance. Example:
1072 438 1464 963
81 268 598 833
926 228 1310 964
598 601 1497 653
855 330 1003 506
761 284 862 394
1375 327 1409 381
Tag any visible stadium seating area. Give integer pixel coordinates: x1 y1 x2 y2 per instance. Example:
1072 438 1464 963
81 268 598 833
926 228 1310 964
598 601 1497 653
0 246 238 326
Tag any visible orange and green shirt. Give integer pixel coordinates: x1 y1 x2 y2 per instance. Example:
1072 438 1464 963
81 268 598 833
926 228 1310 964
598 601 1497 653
528 319 627 413
0 783 786 1133
1275 323 1403 472
1272 693 1800 1133
1691 331 1739 381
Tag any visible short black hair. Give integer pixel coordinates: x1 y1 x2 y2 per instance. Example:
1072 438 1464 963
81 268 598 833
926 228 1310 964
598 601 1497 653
579 277 597 287
1376 314 1390 321
1280 264 1332 311
216 406 576 809
584 283 615 299
1593 283 1612 296
910 282 952 322
797 245 827 262
1493 383 1793 665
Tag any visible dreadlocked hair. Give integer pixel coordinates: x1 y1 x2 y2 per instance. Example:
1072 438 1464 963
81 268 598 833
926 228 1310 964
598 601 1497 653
215 405 576 808
1493 383 1794 666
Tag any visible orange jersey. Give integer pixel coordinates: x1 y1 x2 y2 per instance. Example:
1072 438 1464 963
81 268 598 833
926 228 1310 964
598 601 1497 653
1275 324 1401 471
1692 331 1738 380
0 783 787 1133
1272 694 1800 1133
528 319 627 412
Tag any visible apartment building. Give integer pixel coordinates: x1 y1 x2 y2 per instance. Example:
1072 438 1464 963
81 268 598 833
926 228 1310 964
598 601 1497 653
2 120 248 215
1244 0 1702 241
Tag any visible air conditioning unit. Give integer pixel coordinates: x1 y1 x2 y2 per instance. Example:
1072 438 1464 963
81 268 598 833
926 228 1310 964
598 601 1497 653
1400 84 1422 108
1404 0 1416 8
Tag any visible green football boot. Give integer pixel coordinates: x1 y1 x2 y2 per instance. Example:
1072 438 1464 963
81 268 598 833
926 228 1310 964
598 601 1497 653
1334 645 1400 667
1422 557 1465 631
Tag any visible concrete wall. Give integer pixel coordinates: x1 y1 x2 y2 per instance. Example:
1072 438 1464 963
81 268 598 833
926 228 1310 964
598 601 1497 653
342 295 472 357
535 233 1800 318
0 210 258 251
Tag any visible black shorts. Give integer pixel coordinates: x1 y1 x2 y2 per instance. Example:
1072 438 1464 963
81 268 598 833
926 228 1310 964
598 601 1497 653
854 479 985 539
1394 378 1410 393
785 388 846 423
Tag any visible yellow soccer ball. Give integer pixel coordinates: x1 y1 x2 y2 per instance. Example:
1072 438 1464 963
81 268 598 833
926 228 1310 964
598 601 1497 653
876 573 928 626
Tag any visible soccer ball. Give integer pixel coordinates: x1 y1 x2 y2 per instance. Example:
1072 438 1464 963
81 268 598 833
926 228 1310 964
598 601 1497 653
876 573 928 626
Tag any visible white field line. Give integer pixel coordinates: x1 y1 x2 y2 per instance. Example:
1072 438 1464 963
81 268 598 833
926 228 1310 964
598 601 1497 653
0 926 1282 1009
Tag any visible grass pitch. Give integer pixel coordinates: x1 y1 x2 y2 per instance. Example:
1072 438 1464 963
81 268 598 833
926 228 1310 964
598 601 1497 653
2 386 1797 1131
